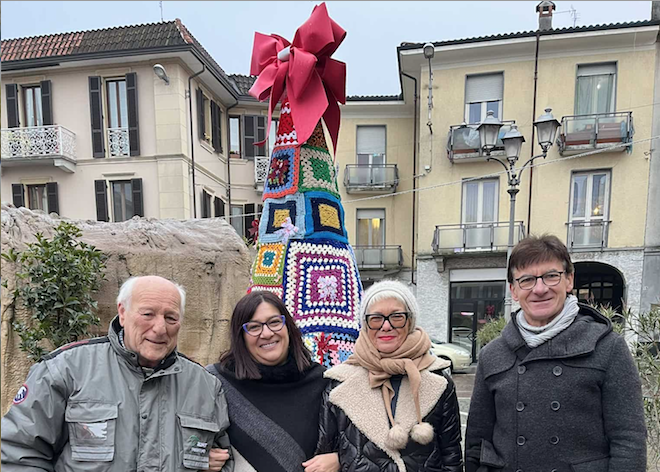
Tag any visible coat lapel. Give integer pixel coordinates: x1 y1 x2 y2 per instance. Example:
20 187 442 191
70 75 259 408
325 358 449 472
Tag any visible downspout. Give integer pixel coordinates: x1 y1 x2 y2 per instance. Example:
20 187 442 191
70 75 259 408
526 32 540 233
225 101 239 220
188 64 205 218
402 72 418 285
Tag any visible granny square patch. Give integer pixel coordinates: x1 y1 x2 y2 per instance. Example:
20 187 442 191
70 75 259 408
252 242 287 286
258 194 306 243
303 332 357 367
283 240 360 337
247 284 284 298
262 146 300 200
304 192 348 242
274 102 298 148
299 145 340 197
305 122 329 150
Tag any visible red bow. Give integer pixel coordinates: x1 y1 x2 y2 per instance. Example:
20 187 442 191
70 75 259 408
248 2 346 154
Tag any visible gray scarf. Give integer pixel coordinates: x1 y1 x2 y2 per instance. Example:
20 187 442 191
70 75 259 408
517 295 579 348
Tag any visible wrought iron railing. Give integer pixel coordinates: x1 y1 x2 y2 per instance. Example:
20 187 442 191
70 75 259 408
107 127 130 157
1 125 76 161
567 220 610 250
344 164 398 192
353 246 403 269
447 121 515 163
432 221 525 253
254 155 270 186
558 112 633 154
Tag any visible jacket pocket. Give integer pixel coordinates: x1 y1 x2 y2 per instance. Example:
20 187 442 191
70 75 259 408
178 412 220 470
65 401 118 462
570 456 609 472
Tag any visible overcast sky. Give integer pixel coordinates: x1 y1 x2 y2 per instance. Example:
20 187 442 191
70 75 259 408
1 1 653 96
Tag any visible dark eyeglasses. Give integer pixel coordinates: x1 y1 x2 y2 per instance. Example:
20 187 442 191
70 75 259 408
515 271 564 291
242 315 286 337
365 312 409 330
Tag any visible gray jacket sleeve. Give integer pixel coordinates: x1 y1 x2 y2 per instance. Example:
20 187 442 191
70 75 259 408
214 384 234 472
1 360 68 471
464 361 497 472
603 335 647 472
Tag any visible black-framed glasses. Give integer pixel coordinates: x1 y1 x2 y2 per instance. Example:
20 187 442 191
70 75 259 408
365 312 409 330
242 315 286 337
515 271 564 291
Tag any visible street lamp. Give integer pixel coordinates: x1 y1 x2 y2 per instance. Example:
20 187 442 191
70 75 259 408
477 108 561 319
423 43 435 134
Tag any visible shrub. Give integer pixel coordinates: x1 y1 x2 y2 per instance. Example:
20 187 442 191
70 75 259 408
477 316 507 347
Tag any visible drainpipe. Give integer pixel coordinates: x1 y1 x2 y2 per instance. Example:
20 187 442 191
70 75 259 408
402 72 418 285
526 32 541 233
225 101 239 221
188 64 205 218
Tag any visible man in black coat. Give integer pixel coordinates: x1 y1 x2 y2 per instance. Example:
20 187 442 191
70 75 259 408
465 234 647 472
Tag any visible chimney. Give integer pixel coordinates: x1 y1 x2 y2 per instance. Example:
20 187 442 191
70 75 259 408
653 1 660 21
536 1 556 31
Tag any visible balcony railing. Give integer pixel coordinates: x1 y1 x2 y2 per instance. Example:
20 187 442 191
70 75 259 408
353 246 403 269
254 155 270 190
2 125 76 161
344 163 399 193
558 112 633 155
567 220 610 250
447 121 515 163
107 127 130 157
432 221 525 253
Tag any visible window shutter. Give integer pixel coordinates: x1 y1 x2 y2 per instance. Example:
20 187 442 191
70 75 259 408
6 84 19 128
201 190 210 218
243 115 255 159
256 116 266 156
197 88 205 141
244 203 256 241
94 180 109 221
11 184 24 208
465 73 503 103
214 197 225 217
46 182 59 215
211 101 220 152
40 80 53 126
216 105 223 153
126 72 140 156
257 204 263 220
131 178 143 217
89 77 105 158
357 126 386 154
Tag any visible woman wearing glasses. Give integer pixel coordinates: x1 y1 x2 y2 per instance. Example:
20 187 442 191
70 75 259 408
465 234 646 472
315 279 463 472
206 291 339 472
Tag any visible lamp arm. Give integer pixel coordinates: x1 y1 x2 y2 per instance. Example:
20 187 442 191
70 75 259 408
486 156 512 179
519 151 547 177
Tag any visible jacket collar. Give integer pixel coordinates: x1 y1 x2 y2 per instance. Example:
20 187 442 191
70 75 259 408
502 303 612 363
324 357 449 472
108 315 180 376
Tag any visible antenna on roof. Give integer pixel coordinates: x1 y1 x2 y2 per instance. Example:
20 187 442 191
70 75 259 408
570 5 580 27
159 1 164 22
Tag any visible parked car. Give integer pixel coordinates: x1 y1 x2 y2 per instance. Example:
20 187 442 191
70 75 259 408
430 338 472 373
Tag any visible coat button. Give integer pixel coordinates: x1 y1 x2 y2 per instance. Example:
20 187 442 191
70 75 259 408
517 436 526 446
551 401 561 411
550 436 560 445
141 414 147 420
516 470 523 472
516 401 525 412
518 365 526 374
553 365 563 376
551 469 558 472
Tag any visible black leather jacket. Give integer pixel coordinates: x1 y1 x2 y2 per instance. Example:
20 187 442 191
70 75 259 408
316 369 463 472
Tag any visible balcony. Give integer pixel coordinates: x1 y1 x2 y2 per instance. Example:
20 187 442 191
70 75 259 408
254 155 270 192
432 221 525 254
353 246 403 270
344 163 399 193
567 220 610 250
107 127 130 157
1 125 77 173
447 121 515 163
558 112 633 156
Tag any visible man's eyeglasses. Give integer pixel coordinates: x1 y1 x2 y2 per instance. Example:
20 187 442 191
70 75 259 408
365 312 409 330
515 271 564 291
242 315 286 337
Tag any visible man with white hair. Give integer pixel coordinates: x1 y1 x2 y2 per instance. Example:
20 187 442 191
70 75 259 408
2 275 234 472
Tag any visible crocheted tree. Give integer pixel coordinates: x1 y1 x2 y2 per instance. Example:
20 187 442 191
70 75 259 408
246 3 361 367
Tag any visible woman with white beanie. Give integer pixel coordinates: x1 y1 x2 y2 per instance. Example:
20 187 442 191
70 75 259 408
312 279 463 472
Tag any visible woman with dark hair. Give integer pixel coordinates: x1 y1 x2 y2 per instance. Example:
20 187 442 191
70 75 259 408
206 290 339 472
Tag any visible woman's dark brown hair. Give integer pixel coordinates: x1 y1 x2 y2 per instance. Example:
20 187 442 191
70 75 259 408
219 290 311 380
507 233 574 283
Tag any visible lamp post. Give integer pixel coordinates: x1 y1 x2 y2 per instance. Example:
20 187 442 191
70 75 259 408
477 108 561 319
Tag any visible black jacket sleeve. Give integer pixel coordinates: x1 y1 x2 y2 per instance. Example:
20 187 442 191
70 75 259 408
315 381 339 454
426 372 463 472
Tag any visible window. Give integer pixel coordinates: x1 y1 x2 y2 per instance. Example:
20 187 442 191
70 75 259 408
201 190 212 218
462 179 498 224
106 80 128 129
569 171 610 247
92 74 139 158
575 63 616 116
94 178 143 222
465 73 503 124
243 115 267 159
27 184 47 211
357 209 385 246
214 197 225 217
230 204 244 236
197 89 223 152
356 126 386 184
229 116 241 157
112 181 135 222
23 86 43 127
11 182 59 214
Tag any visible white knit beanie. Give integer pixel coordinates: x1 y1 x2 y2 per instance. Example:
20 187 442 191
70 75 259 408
359 280 419 332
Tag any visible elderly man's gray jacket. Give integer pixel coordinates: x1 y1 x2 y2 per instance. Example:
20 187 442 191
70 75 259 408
1 316 234 472
465 304 646 472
